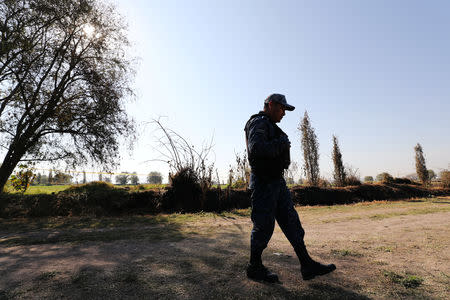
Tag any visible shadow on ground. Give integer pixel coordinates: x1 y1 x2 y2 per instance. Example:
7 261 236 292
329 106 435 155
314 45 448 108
0 222 373 300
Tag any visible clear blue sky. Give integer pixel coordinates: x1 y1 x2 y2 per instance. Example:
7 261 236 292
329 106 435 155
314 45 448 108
108 0 449 183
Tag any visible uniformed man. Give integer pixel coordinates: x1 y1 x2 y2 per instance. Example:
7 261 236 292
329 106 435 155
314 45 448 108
244 93 336 283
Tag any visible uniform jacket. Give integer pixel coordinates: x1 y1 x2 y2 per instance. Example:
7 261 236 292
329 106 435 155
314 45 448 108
244 111 291 181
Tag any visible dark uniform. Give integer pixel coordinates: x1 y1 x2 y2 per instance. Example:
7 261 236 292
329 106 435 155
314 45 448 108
244 111 306 256
244 94 336 282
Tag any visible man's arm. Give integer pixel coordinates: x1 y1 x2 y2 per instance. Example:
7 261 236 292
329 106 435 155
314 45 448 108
247 118 290 159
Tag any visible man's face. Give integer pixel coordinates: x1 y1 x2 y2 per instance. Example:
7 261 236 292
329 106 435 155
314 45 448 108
268 101 286 123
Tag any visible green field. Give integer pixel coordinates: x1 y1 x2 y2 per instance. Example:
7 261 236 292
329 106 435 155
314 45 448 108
4 183 168 194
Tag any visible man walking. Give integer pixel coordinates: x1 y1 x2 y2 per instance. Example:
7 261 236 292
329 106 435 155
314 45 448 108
244 93 336 283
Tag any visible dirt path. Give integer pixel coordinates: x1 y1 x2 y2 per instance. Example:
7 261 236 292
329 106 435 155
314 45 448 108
0 198 449 299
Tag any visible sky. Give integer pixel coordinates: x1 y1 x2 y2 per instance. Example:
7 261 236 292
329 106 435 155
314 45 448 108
92 0 450 183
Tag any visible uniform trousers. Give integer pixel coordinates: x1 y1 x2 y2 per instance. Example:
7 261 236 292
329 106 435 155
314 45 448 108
250 175 306 253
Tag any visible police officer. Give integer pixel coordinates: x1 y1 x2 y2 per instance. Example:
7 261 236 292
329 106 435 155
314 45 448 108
244 93 336 283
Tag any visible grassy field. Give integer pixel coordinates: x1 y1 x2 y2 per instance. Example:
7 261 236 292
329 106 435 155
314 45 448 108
0 197 449 299
4 183 168 194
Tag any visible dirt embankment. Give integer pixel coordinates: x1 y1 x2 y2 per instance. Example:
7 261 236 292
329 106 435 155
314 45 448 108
0 182 449 218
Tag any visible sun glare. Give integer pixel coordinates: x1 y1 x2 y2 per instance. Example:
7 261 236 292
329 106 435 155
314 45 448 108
83 23 95 38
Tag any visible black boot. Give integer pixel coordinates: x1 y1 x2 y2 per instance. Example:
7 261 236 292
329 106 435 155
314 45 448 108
246 263 279 283
295 245 336 280
247 249 279 283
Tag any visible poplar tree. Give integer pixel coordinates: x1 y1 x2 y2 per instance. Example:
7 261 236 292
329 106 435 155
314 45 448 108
299 111 320 186
414 143 428 185
332 135 346 186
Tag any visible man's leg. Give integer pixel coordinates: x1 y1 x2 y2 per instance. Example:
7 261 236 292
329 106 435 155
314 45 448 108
247 179 279 282
275 179 336 280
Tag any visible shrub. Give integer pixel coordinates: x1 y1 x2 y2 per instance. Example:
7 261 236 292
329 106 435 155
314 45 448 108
56 181 128 215
166 167 202 212
364 176 374 183
441 170 450 188
392 177 414 184
344 176 362 186
376 172 394 183
344 166 361 186
318 178 331 188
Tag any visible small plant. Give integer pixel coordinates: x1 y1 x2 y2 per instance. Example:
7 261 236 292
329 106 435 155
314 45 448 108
376 246 393 252
331 249 362 257
37 271 57 280
383 271 423 288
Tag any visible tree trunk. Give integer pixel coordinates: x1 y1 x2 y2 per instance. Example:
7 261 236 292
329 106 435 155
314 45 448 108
0 144 27 193
0 159 17 193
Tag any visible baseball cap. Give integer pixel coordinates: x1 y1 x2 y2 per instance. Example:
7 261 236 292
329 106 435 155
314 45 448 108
264 93 295 111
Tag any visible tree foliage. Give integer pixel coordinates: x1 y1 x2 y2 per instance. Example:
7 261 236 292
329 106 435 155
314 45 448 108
53 170 72 184
331 135 346 186
376 172 393 183
440 170 450 188
130 171 139 185
9 163 35 193
115 172 129 185
0 0 135 192
147 171 162 184
414 143 428 185
299 111 320 186
364 176 374 183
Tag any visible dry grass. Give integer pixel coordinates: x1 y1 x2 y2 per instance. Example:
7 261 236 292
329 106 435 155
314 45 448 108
0 197 449 299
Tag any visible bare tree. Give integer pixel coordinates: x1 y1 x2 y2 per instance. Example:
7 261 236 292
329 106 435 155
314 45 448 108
299 111 320 186
414 143 428 185
284 161 299 185
332 135 346 186
229 151 250 188
0 0 135 192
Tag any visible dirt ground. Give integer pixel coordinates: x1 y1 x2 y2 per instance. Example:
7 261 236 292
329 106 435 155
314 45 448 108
0 197 449 299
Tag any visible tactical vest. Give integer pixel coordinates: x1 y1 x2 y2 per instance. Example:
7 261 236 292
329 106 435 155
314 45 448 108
244 112 290 179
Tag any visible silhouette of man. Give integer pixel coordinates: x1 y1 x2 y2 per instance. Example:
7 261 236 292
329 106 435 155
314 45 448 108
244 93 336 282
